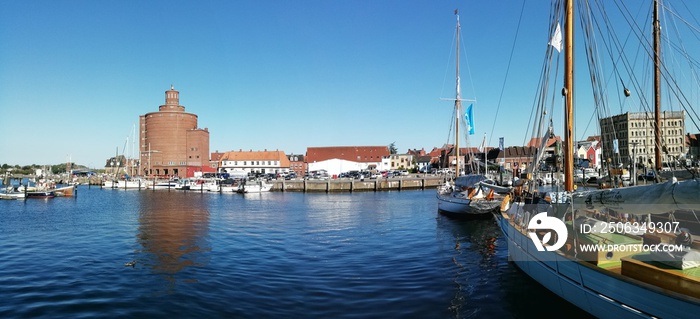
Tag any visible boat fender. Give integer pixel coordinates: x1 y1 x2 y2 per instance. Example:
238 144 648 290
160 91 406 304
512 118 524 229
500 194 511 212
486 189 495 201
467 187 477 199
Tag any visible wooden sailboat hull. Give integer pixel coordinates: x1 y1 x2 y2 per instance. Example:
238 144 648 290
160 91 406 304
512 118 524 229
496 205 700 318
53 185 75 197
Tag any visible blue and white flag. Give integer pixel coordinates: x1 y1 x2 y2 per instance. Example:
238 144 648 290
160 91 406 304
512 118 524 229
499 137 504 151
465 104 475 135
613 139 619 154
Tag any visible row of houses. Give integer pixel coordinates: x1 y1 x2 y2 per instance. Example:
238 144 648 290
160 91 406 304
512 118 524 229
207 137 601 178
106 131 698 178
211 147 420 177
106 87 700 178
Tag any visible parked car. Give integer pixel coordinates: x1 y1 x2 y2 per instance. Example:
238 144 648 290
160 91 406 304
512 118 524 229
638 171 656 181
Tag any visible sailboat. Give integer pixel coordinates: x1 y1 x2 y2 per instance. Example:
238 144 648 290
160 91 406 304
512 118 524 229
496 0 700 317
103 129 151 190
437 11 510 217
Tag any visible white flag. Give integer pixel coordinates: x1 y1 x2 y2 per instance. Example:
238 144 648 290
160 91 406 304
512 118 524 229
478 134 487 153
549 23 562 53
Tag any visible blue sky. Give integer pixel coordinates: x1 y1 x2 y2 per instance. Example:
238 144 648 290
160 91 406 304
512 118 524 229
1 1 698 167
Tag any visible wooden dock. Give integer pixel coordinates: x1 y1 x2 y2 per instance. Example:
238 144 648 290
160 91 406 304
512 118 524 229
273 176 445 192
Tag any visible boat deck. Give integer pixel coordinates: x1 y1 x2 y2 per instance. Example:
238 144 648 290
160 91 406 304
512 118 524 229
621 253 700 299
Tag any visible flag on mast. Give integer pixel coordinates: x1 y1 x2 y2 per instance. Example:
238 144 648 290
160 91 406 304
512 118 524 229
499 137 504 151
465 104 475 135
549 23 562 53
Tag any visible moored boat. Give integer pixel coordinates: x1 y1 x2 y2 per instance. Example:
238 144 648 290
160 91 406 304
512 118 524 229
0 188 26 200
437 175 506 216
435 11 508 217
26 190 55 199
237 180 272 193
103 179 150 189
496 1 700 317
53 184 76 197
152 180 178 190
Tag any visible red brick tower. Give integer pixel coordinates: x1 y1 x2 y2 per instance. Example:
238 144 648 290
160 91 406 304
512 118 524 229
139 86 210 178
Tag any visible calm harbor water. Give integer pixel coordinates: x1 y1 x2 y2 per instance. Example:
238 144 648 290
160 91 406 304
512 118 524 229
0 187 591 318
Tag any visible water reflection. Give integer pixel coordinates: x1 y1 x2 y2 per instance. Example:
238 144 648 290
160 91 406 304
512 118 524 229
437 214 502 317
136 191 211 292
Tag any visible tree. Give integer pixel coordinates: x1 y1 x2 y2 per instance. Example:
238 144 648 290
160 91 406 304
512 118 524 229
389 142 397 155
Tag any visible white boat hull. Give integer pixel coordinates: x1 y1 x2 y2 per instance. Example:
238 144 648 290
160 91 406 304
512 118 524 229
103 180 150 189
496 204 700 318
0 192 26 200
237 182 272 193
436 188 501 216
152 181 178 190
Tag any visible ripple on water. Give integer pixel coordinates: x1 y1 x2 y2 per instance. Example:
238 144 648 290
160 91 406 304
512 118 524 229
0 188 592 318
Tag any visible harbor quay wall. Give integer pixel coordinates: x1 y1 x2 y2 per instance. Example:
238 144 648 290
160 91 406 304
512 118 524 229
273 176 445 192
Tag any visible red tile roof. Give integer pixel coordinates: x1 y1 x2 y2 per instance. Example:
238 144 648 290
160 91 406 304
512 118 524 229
220 150 290 166
306 146 390 163
526 136 561 148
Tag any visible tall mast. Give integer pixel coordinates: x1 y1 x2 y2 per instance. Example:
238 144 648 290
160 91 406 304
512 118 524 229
564 0 574 192
653 0 662 172
455 11 462 177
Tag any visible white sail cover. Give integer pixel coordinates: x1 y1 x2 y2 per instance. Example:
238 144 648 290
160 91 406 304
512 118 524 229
570 178 700 215
454 174 489 188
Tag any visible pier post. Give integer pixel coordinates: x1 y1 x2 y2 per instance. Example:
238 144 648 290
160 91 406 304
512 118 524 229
303 180 307 193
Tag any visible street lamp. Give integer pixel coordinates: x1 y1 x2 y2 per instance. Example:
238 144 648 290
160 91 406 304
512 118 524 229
630 142 639 186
